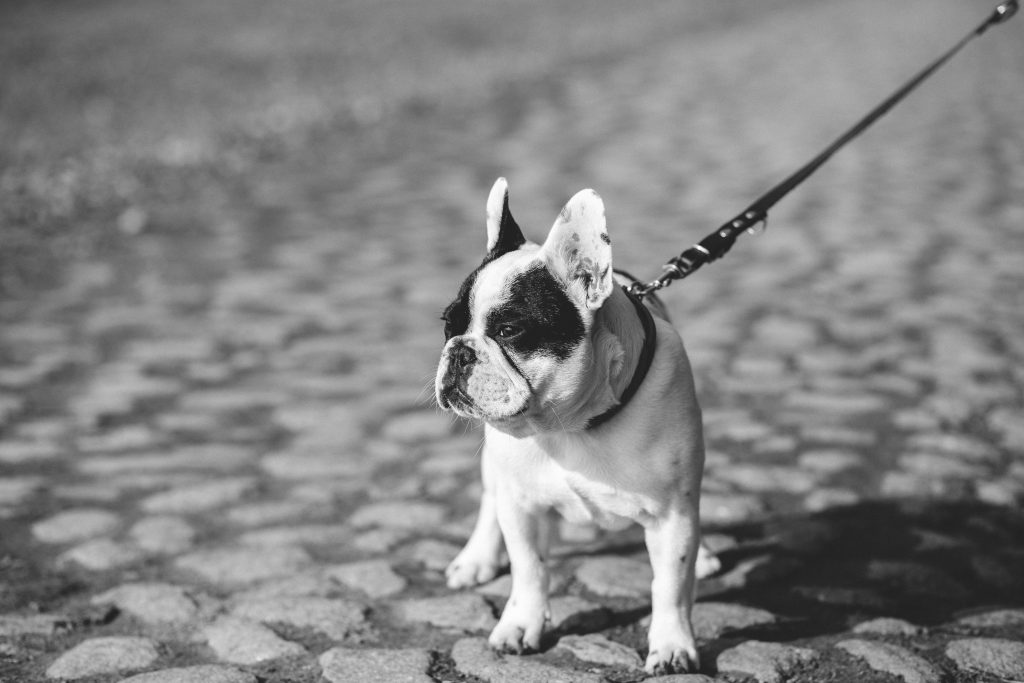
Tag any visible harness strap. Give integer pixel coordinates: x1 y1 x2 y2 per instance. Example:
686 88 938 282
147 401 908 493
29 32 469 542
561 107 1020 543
586 287 658 430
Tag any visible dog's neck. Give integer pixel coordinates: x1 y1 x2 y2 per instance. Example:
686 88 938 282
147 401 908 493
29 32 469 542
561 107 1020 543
595 286 647 398
551 285 646 430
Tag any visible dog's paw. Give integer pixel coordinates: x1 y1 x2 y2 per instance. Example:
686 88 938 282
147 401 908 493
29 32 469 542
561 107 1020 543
695 543 722 579
645 634 699 675
487 603 547 654
445 554 501 589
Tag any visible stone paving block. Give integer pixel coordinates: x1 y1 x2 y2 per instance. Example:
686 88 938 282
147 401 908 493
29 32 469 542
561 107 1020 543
380 410 453 442
851 617 923 636
129 516 197 554
139 477 255 514
699 493 767 525
224 500 314 526
325 559 408 598
944 638 1024 679
319 647 433 683
395 594 497 632
348 500 447 529
238 523 351 548
118 664 257 683
175 545 312 586
716 640 819 683
203 616 306 664
79 445 255 475
400 538 463 571
451 637 603 683
692 602 778 640
352 527 414 553
45 636 159 680
58 538 145 571
0 476 44 506
555 634 643 669
232 572 338 601
575 556 652 598
836 639 941 683
0 440 61 464
31 508 122 543
796 449 864 474
548 595 610 634
231 596 368 640
803 488 861 512
91 583 199 625
0 614 67 637
713 465 818 494
956 609 1024 629
261 451 372 480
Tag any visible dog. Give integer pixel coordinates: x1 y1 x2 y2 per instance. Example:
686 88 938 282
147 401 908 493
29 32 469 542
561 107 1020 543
435 178 714 674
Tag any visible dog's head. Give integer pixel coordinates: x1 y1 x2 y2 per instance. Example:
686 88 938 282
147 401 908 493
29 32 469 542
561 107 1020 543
435 178 621 437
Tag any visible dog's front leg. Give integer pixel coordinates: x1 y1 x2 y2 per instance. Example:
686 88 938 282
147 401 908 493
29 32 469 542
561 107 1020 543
488 486 549 653
644 499 700 674
447 448 505 588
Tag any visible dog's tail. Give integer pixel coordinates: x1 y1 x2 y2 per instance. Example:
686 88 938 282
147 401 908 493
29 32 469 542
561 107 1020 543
613 269 671 323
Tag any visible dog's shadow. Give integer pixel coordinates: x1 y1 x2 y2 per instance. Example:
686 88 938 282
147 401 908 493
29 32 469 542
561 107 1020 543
544 500 1024 658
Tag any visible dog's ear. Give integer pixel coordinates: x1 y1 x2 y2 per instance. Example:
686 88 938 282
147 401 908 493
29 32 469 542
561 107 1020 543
485 177 526 256
541 189 613 311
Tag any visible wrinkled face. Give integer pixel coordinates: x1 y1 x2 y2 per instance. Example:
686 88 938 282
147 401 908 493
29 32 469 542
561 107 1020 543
435 178 614 436
435 248 588 434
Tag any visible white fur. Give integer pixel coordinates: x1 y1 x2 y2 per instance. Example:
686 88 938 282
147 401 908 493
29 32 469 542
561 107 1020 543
439 181 711 675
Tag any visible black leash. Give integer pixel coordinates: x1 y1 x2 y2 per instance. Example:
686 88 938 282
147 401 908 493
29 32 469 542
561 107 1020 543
628 0 1018 299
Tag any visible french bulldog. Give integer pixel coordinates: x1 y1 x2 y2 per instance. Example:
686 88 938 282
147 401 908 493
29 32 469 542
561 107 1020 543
435 178 714 675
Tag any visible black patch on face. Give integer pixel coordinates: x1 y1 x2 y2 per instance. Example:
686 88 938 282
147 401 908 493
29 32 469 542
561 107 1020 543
485 264 584 360
441 269 478 341
600 232 611 245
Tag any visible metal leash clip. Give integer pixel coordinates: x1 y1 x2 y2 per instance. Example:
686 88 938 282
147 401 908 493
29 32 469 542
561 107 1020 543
993 0 1018 23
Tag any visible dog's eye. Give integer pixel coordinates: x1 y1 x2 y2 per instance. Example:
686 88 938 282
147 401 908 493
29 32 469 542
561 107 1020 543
496 324 522 339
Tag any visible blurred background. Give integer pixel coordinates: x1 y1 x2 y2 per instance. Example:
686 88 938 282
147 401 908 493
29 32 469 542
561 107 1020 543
1 0 1023 680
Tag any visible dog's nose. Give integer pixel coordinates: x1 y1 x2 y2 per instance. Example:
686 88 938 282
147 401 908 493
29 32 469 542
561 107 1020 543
450 341 477 371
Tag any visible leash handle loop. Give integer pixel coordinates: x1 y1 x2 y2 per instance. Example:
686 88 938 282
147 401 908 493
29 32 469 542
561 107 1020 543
628 0 1016 299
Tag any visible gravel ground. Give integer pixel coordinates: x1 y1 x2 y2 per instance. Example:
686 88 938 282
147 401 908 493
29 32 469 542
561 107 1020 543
1 0 1023 681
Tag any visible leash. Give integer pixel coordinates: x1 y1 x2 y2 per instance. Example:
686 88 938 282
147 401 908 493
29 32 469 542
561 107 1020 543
627 0 1018 299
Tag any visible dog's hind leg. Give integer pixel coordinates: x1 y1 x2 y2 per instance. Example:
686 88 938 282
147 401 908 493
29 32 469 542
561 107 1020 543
446 447 505 589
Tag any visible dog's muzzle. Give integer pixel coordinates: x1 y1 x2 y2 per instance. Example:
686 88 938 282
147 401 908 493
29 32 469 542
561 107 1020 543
437 339 477 411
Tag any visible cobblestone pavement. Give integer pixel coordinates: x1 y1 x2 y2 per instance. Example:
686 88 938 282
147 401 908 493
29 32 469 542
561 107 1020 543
2 0 1024 681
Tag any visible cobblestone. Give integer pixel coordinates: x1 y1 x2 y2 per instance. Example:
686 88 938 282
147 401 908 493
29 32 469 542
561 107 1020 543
395 594 498 633
945 638 1024 679
202 616 307 664
1 0 1022 681
319 647 433 683
325 559 408 598
44 636 159 680
118 666 257 683
31 508 122 544
451 637 603 683
91 583 199 626
716 641 819 683
555 634 643 669
836 639 942 683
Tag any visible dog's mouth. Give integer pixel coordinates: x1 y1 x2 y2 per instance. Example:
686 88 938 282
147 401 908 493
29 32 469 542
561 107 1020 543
439 383 530 423
439 385 474 414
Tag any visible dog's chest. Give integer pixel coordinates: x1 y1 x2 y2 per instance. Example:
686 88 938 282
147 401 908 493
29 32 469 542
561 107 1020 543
557 472 656 529
525 453 659 529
